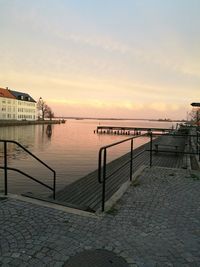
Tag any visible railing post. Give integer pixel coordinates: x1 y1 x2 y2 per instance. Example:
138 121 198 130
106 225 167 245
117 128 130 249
4 141 8 195
150 132 153 167
102 148 107 212
198 132 200 162
130 138 133 181
53 172 56 200
98 149 102 183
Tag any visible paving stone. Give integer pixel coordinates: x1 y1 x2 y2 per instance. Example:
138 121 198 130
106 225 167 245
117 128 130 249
0 167 200 265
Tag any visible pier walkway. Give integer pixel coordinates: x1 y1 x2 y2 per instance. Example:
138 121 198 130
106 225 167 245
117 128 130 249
53 134 187 212
95 126 172 135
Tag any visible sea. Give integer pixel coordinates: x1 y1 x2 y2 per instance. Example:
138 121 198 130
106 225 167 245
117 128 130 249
0 119 176 197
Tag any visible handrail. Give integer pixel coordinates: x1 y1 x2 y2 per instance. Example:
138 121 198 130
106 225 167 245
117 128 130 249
98 133 148 211
98 133 147 183
98 130 199 212
0 167 55 192
0 140 56 199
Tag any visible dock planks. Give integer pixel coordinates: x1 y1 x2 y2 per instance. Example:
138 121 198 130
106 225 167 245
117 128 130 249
96 126 172 134
51 134 187 212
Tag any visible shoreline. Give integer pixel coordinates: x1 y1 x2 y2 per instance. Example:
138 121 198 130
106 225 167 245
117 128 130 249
0 120 63 127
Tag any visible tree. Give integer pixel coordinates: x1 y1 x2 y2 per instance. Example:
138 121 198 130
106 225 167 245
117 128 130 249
45 106 54 120
189 108 200 125
37 97 54 120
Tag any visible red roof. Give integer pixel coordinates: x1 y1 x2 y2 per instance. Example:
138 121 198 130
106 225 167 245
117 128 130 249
0 88 16 99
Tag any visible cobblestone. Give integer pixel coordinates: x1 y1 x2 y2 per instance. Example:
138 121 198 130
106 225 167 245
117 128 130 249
0 167 200 266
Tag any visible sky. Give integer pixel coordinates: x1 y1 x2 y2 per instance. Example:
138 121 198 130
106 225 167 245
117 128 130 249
0 0 199 119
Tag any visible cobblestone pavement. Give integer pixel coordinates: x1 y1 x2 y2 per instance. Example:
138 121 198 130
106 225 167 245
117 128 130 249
0 167 200 267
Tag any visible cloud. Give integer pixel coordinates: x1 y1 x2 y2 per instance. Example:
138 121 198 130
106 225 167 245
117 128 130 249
1 70 197 106
149 102 182 112
48 98 145 111
55 31 200 78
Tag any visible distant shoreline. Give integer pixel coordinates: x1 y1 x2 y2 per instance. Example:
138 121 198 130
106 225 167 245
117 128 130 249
55 117 186 123
0 118 187 127
0 120 62 127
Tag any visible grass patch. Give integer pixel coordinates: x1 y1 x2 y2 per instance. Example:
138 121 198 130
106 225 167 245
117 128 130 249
106 207 119 216
131 179 141 187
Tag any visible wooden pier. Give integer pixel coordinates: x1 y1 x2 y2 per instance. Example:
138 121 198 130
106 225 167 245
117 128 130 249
46 134 187 212
95 126 172 135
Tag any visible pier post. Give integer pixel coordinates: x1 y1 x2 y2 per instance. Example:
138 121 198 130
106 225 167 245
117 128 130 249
4 142 8 195
130 139 133 181
53 172 56 200
102 149 107 212
150 132 153 167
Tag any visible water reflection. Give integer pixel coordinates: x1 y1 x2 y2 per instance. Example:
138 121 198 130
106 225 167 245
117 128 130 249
0 125 36 161
46 124 52 138
0 124 54 161
38 124 54 150
0 120 174 196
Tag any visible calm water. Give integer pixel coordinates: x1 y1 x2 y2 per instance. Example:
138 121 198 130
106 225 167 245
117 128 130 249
0 119 175 196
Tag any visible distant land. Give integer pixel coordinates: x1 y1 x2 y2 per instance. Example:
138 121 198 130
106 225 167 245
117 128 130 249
55 116 187 122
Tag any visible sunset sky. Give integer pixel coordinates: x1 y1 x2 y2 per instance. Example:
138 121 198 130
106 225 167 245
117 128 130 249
0 0 199 119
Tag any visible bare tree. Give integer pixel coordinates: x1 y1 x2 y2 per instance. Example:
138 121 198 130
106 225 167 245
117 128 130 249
45 106 54 120
37 97 54 120
189 108 200 125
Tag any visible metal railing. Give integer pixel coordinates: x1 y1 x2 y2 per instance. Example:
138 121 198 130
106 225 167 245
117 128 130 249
197 130 200 161
98 131 200 212
0 140 56 199
98 133 148 211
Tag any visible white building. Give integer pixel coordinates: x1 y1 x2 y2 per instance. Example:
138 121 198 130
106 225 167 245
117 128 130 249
0 87 36 121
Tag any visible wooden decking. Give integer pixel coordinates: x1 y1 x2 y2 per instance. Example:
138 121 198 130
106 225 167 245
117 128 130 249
96 126 172 135
49 134 187 212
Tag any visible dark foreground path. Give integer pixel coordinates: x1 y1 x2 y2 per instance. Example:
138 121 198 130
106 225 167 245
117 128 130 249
1 167 200 266
53 134 187 211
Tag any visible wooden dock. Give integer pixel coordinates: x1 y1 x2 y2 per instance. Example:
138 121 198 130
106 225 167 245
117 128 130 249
95 126 172 135
46 134 187 212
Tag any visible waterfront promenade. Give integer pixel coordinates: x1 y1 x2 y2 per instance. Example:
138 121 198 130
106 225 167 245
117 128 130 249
0 166 200 266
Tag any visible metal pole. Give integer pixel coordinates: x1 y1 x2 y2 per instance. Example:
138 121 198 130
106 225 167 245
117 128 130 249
53 172 56 200
98 149 102 183
4 141 8 195
150 132 153 167
102 148 107 212
130 139 133 181
199 139 200 162
198 132 200 162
